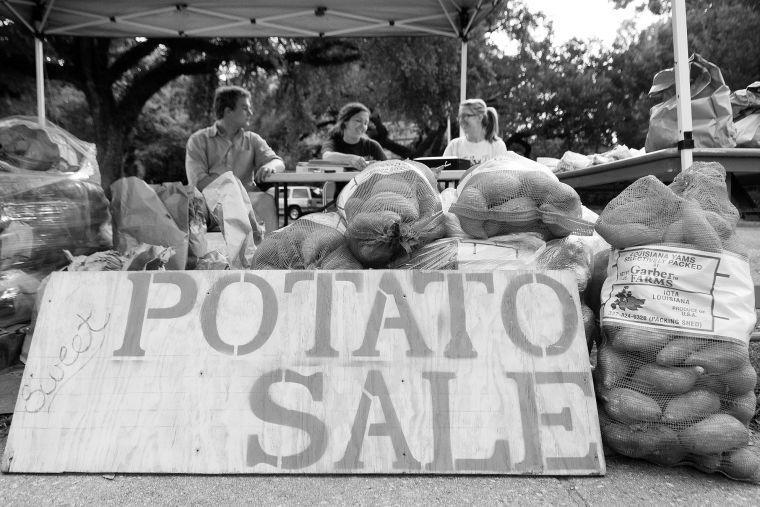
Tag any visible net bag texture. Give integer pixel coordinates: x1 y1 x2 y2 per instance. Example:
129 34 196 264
337 160 445 268
252 212 361 270
595 162 741 253
594 163 759 482
449 155 594 240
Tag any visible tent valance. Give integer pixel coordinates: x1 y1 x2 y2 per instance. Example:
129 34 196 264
0 0 499 39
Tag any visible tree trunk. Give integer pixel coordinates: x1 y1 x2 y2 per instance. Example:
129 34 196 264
95 123 129 193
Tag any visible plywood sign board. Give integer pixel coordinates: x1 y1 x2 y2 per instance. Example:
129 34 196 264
2 270 604 475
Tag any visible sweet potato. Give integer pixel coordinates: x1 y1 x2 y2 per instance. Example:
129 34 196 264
631 364 704 395
720 448 760 482
610 327 670 354
723 391 757 425
604 387 662 424
684 341 747 374
679 414 749 455
662 390 721 423
656 336 706 366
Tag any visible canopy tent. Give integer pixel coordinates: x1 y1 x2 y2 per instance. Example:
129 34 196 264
1 0 694 168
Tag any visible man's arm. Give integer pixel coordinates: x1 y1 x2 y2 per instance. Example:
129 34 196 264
250 133 285 187
253 158 285 186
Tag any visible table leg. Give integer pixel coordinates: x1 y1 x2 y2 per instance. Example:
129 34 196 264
282 183 289 227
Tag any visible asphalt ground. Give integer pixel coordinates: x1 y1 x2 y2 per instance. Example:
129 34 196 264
1 430 759 506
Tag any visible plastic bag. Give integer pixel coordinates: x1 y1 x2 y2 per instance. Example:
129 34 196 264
1 172 112 272
449 155 593 240
202 172 262 269
645 54 737 152
729 81 760 119
0 269 40 328
391 233 546 270
337 160 445 268
0 116 101 183
151 182 209 270
252 212 361 270
110 177 188 270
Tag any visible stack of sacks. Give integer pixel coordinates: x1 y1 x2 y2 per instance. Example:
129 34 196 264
252 212 361 270
448 154 594 240
337 160 446 268
0 119 110 348
593 162 760 482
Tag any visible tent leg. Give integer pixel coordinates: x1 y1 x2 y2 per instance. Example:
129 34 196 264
35 37 46 127
671 0 692 170
459 39 467 103
459 39 467 137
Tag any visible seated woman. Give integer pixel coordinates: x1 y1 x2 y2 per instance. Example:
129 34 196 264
322 102 387 170
443 98 508 164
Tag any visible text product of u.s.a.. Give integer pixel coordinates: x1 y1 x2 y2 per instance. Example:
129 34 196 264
2 269 603 475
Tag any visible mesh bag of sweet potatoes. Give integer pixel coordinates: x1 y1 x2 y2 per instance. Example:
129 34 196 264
336 160 446 267
448 155 595 240
594 162 760 482
251 212 361 270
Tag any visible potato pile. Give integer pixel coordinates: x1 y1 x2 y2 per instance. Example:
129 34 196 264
338 160 445 268
596 327 759 482
449 158 592 240
595 162 741 253
251 212 361 270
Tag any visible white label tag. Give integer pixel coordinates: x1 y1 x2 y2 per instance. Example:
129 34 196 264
601 245 756 343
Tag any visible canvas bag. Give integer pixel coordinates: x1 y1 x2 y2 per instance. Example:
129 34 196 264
645 54 737 152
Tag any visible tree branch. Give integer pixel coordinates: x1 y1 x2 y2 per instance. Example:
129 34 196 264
108 39 162 83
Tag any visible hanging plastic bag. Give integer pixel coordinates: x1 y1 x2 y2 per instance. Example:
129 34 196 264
730 81 760 148
645 53 737 152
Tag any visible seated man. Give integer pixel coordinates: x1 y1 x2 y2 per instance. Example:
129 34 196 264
185 85 284 232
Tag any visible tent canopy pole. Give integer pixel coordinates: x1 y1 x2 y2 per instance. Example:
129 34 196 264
671 0 692 170
35 36 46 127
459 38 467 137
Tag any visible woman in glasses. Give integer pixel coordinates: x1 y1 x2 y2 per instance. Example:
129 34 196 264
443 98 508 163
322 102 387 170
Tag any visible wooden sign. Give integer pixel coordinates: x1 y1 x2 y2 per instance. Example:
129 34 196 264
2 270 604 475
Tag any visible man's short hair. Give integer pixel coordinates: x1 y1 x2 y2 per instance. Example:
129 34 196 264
213 86 251 120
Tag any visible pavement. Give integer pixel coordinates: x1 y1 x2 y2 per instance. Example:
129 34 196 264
1 433 759 506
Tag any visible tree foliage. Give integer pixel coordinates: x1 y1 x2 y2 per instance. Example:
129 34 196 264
2 0 760 186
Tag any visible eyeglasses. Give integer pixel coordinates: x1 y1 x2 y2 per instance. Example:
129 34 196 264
457 113 478 120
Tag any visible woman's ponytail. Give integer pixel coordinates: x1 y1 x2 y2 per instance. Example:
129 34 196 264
484 107 499 142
